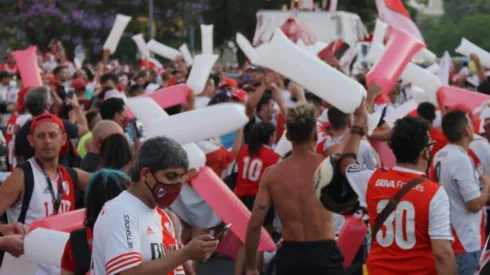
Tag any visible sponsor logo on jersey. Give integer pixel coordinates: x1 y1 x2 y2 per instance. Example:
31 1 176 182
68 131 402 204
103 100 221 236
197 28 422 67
147 226 154 234
124 214 133 249
43 186 50 194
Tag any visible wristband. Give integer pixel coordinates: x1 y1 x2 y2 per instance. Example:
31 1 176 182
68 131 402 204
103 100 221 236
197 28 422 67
351 125 365 136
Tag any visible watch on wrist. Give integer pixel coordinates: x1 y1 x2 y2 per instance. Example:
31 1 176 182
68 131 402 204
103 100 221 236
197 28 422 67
351 125 365 136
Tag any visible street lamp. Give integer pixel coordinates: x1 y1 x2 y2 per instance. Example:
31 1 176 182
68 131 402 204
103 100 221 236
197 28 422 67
148 0 154 39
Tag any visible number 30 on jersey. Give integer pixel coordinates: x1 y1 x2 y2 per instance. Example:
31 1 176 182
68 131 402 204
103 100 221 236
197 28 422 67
375 199 416 249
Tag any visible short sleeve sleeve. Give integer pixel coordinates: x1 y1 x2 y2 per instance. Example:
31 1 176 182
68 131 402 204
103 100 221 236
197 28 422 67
453 156 481 202
60 240 75 272
428 187 454 241
97 211 143 275
345 164 376 208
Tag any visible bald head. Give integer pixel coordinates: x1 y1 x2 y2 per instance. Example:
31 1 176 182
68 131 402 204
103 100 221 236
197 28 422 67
91 120 124 153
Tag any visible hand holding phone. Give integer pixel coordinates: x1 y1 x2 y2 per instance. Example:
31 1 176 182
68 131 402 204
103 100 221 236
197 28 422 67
214 223 232 241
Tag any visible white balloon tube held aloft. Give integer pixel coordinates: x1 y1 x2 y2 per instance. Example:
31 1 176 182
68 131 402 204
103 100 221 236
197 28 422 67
365 42 385 64
201 24 214 54
296 40 329 57
411 85 438 105
236 33 258 63
103 14 131 54
412 48 437 64
439 51 452 86
182 143 206 169
274 132 292 157
372 18 388 44
455 38 490 68
24 228 69 266
147 39 181 60
132 34 150 59
179 43 194 66
426 63 440 75
383 100 419 128
368 112 382 136
186 54 219 95
148 103 249 145
0 254 37 275
125 97 168 128
254 29 365 114
401 62 442 94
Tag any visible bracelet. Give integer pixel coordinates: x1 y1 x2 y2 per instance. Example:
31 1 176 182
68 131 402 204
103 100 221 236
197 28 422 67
351 125 365 136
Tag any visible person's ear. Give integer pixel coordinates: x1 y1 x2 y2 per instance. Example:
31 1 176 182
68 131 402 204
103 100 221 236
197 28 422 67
140 167 150 183
27 134 34 147
61 133 67 146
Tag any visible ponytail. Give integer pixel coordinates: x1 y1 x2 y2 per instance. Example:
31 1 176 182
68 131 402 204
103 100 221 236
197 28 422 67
248 121 276 155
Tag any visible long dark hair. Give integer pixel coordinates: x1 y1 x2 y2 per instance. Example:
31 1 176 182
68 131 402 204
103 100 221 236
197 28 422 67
99 133 133 170
84 169 130 229
248 121 276 155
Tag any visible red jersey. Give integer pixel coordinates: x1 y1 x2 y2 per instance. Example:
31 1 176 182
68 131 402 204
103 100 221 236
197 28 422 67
366 169 446 275
234 145 280 197
61 228 93 274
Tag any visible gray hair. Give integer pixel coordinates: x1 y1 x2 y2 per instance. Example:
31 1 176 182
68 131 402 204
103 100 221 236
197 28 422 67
131 136 189 182
25 86 52 116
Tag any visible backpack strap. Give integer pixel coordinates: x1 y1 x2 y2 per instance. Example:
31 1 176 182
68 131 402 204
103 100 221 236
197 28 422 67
371 177 426 239
70 228 91 275
64 167 84 210
18 162 35 224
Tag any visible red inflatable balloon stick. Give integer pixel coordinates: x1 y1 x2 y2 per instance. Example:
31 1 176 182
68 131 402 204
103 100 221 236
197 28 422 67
29 209 85 233
11 46 43 88
366 27 425 96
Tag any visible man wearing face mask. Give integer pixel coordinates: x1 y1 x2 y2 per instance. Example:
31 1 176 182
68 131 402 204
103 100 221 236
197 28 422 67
339 85 456 275
91 136 219 275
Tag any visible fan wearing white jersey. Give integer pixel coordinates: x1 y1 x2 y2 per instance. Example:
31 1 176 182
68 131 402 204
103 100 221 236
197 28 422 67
431 110 490 275
91 136 218 275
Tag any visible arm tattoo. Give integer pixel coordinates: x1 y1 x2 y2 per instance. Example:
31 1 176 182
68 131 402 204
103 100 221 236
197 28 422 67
257 205 268 211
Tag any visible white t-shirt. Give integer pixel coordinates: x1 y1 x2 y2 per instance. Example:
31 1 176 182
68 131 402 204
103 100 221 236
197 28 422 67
321 134 378 169
91 191 185 275
433 144 484 253
469 135 490 177
345 165 452 241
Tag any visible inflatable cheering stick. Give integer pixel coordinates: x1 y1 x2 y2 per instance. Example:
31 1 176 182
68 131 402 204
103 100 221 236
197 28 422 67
179 43 194 66
455 37 490 68
186 54 219 94
11 46 42 88
438 86 490 111
103 14 131 54
132 34 150 60
147 39 182 61
201 24 214 54
366 27 425 96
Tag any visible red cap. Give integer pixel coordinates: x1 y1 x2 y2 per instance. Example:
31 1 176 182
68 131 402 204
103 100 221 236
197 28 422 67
30 113 69 156
16 87 31 112
71 79 86 90
232 89 247 102
221 78 238 88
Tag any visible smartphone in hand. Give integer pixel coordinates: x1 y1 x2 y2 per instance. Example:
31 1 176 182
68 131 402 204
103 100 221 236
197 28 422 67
214 223 232 241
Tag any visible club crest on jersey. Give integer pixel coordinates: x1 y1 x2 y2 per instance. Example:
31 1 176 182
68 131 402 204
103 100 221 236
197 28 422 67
62 181 70 195
157 187 166 198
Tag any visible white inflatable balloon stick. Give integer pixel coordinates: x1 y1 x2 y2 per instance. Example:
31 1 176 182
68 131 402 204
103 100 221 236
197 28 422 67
426 63 440 75
182 143 206 169
411 85 438 105
24 228 70 266
383 100 419 129
186 54 219 95
439 51 452 86
274 132 292 157
401 62 442 94
126 97 168 129
253 28 364 114
132 34 150 59
201 24 214 54
179 43 194 66
236 33 258 63
148 103 249 145
372 18 388 45
412 48 437 64
455 38 490 67
103 14 132 54
147 39 181 61
0 253 37 275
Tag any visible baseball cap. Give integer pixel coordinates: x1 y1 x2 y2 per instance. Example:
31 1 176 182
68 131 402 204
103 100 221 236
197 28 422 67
231 89 247 102
208 90 233 105
220 78 238 88
71 78 87 90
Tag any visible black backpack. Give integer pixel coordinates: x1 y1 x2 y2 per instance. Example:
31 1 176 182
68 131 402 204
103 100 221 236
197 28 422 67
0 162 80 266
69 228 91 275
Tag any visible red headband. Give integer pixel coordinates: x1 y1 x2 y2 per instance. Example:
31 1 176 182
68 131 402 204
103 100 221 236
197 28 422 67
30 113 65 134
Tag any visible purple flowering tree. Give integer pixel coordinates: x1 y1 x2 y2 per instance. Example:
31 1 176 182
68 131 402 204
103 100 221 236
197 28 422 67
0 0 206 61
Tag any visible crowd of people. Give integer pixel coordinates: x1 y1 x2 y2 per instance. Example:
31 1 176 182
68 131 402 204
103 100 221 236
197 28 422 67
0 33 489 275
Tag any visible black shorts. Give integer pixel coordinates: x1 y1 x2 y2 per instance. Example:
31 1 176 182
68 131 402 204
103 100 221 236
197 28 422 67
275 240 344 275
239 195 275 227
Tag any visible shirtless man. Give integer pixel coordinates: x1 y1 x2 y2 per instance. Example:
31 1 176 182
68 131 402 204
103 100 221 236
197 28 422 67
245 103 343 275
